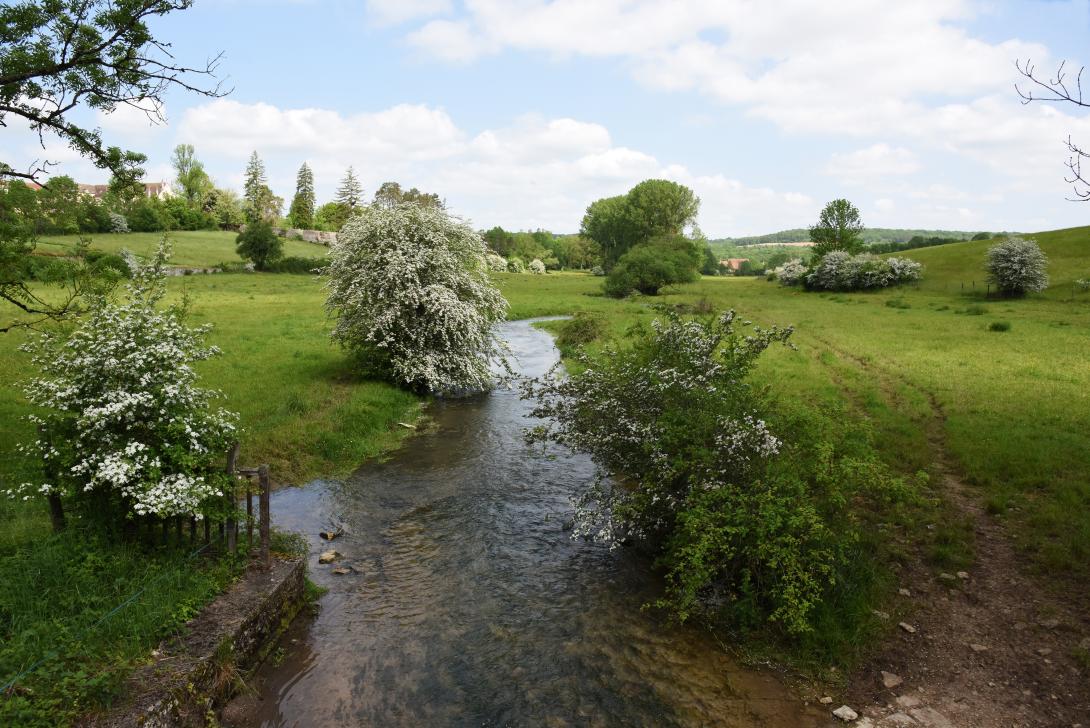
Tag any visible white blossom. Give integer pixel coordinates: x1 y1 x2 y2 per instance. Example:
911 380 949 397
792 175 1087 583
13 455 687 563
8 241 239 519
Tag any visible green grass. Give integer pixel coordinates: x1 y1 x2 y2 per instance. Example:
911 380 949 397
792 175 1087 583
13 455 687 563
0 532 240 727
33 230 327 268
497 231 1090 582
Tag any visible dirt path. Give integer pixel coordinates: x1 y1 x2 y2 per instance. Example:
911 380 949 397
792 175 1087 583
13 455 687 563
814 341 1090 728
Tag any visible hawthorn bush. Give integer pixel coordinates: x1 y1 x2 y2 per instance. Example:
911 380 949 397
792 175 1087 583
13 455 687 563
524 309 915 634
325 204 508 394
9 243 238 524
985 237 1049 296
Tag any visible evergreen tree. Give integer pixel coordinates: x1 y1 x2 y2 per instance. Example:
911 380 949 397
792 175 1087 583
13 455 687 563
288 163 316 229
243 151 268 222
336 166 364 210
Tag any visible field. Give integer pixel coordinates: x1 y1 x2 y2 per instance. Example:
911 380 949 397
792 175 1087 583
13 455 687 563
1 227 1088 721
497 226 1090 579
33 230 328 268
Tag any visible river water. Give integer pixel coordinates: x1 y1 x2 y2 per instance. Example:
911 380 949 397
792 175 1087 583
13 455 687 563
247 319 824 727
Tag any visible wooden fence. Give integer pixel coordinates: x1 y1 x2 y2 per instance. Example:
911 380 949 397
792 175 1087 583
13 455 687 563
45 441 274 570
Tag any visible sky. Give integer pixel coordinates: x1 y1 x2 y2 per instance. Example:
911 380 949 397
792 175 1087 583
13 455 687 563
6 0 1090 237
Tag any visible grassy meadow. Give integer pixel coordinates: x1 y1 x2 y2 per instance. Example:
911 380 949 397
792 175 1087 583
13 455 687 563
33 230 328 267
497 225 1090 582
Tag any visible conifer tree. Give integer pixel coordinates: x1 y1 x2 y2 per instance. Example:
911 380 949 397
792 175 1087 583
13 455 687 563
243 151 269 222
336 166 364 210
289 162 316 228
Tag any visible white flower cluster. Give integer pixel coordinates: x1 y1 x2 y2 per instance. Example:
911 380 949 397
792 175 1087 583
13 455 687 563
108 211 130 233
325 204 509 394
804 251 922 291
985 237 1049 295
485 253 508 272
9 241 238 519
528 258 546 275
525 308 794 547
774 258 808 287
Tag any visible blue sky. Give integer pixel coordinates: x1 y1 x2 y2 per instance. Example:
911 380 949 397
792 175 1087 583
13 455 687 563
7 0 1090 236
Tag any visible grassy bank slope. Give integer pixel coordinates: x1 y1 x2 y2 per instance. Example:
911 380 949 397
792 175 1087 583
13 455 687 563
34 230 327 268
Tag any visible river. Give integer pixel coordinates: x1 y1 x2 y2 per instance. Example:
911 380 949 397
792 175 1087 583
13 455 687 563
246 319 824 727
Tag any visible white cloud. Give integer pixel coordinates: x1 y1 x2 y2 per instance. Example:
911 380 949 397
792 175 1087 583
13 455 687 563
826 144 920 183
174 99 811 235
366 0 452 26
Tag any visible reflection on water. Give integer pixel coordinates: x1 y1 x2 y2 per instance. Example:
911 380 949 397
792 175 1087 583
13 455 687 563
249 319 823 727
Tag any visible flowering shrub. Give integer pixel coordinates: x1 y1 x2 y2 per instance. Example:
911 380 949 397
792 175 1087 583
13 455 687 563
508 257 526 273
108 211 129 233
10 242 238 521
528 258 546 274
525 308 913 634
1075 278 1090 293
590 265 605 277
985 237 1049 296
775 258 807 286
324 204 509 394
526 310 839 632
485 253 508 272
805 252 921 291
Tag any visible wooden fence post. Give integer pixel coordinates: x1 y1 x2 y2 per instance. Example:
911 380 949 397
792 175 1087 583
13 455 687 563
259 464 270 571
246 481 254 551
225 443 239 555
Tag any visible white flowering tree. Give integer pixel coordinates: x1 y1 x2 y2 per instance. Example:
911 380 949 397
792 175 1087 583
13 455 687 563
324 204 509 394
528 258 546 274
986 237 1049 296
485 253 508 272
11 242 238 524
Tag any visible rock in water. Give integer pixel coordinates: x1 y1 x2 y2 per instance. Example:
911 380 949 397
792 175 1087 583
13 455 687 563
318 549 340 564
319 527 344 541
331 567 351 575
832 705 858 721
881 670 904 689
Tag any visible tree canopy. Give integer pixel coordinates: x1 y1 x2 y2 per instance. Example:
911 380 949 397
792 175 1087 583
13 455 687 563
809 198 864 256
580 179 700 268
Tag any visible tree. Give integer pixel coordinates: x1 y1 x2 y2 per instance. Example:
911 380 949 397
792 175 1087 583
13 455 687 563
288 163 316 229
483 226 516 256
580 195 639 268
324 204 508 394
603 235 702 297
985 237 1049 296
209 187 244 229
626 179 700 240
242 151 269 222
809 198 864 256
314 201 350 232
372 181 443 210
171 143 212 209
1016 59 1090 200
0 0 224 328
8 242 238 526
581 179 700 269
336 166 364 210
235 220 282 270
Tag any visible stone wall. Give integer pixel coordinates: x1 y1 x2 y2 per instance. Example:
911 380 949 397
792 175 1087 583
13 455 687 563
93 558 306 728
272 227 338 246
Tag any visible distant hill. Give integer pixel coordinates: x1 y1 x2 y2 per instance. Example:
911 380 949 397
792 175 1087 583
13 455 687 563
711 227 1003 247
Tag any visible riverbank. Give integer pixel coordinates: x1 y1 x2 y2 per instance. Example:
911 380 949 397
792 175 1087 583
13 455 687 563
0 271 423 725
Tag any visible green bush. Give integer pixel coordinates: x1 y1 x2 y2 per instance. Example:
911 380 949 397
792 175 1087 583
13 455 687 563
603 235 701 297
988 321 1012 332
554 312 607 355
235 221 283 271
